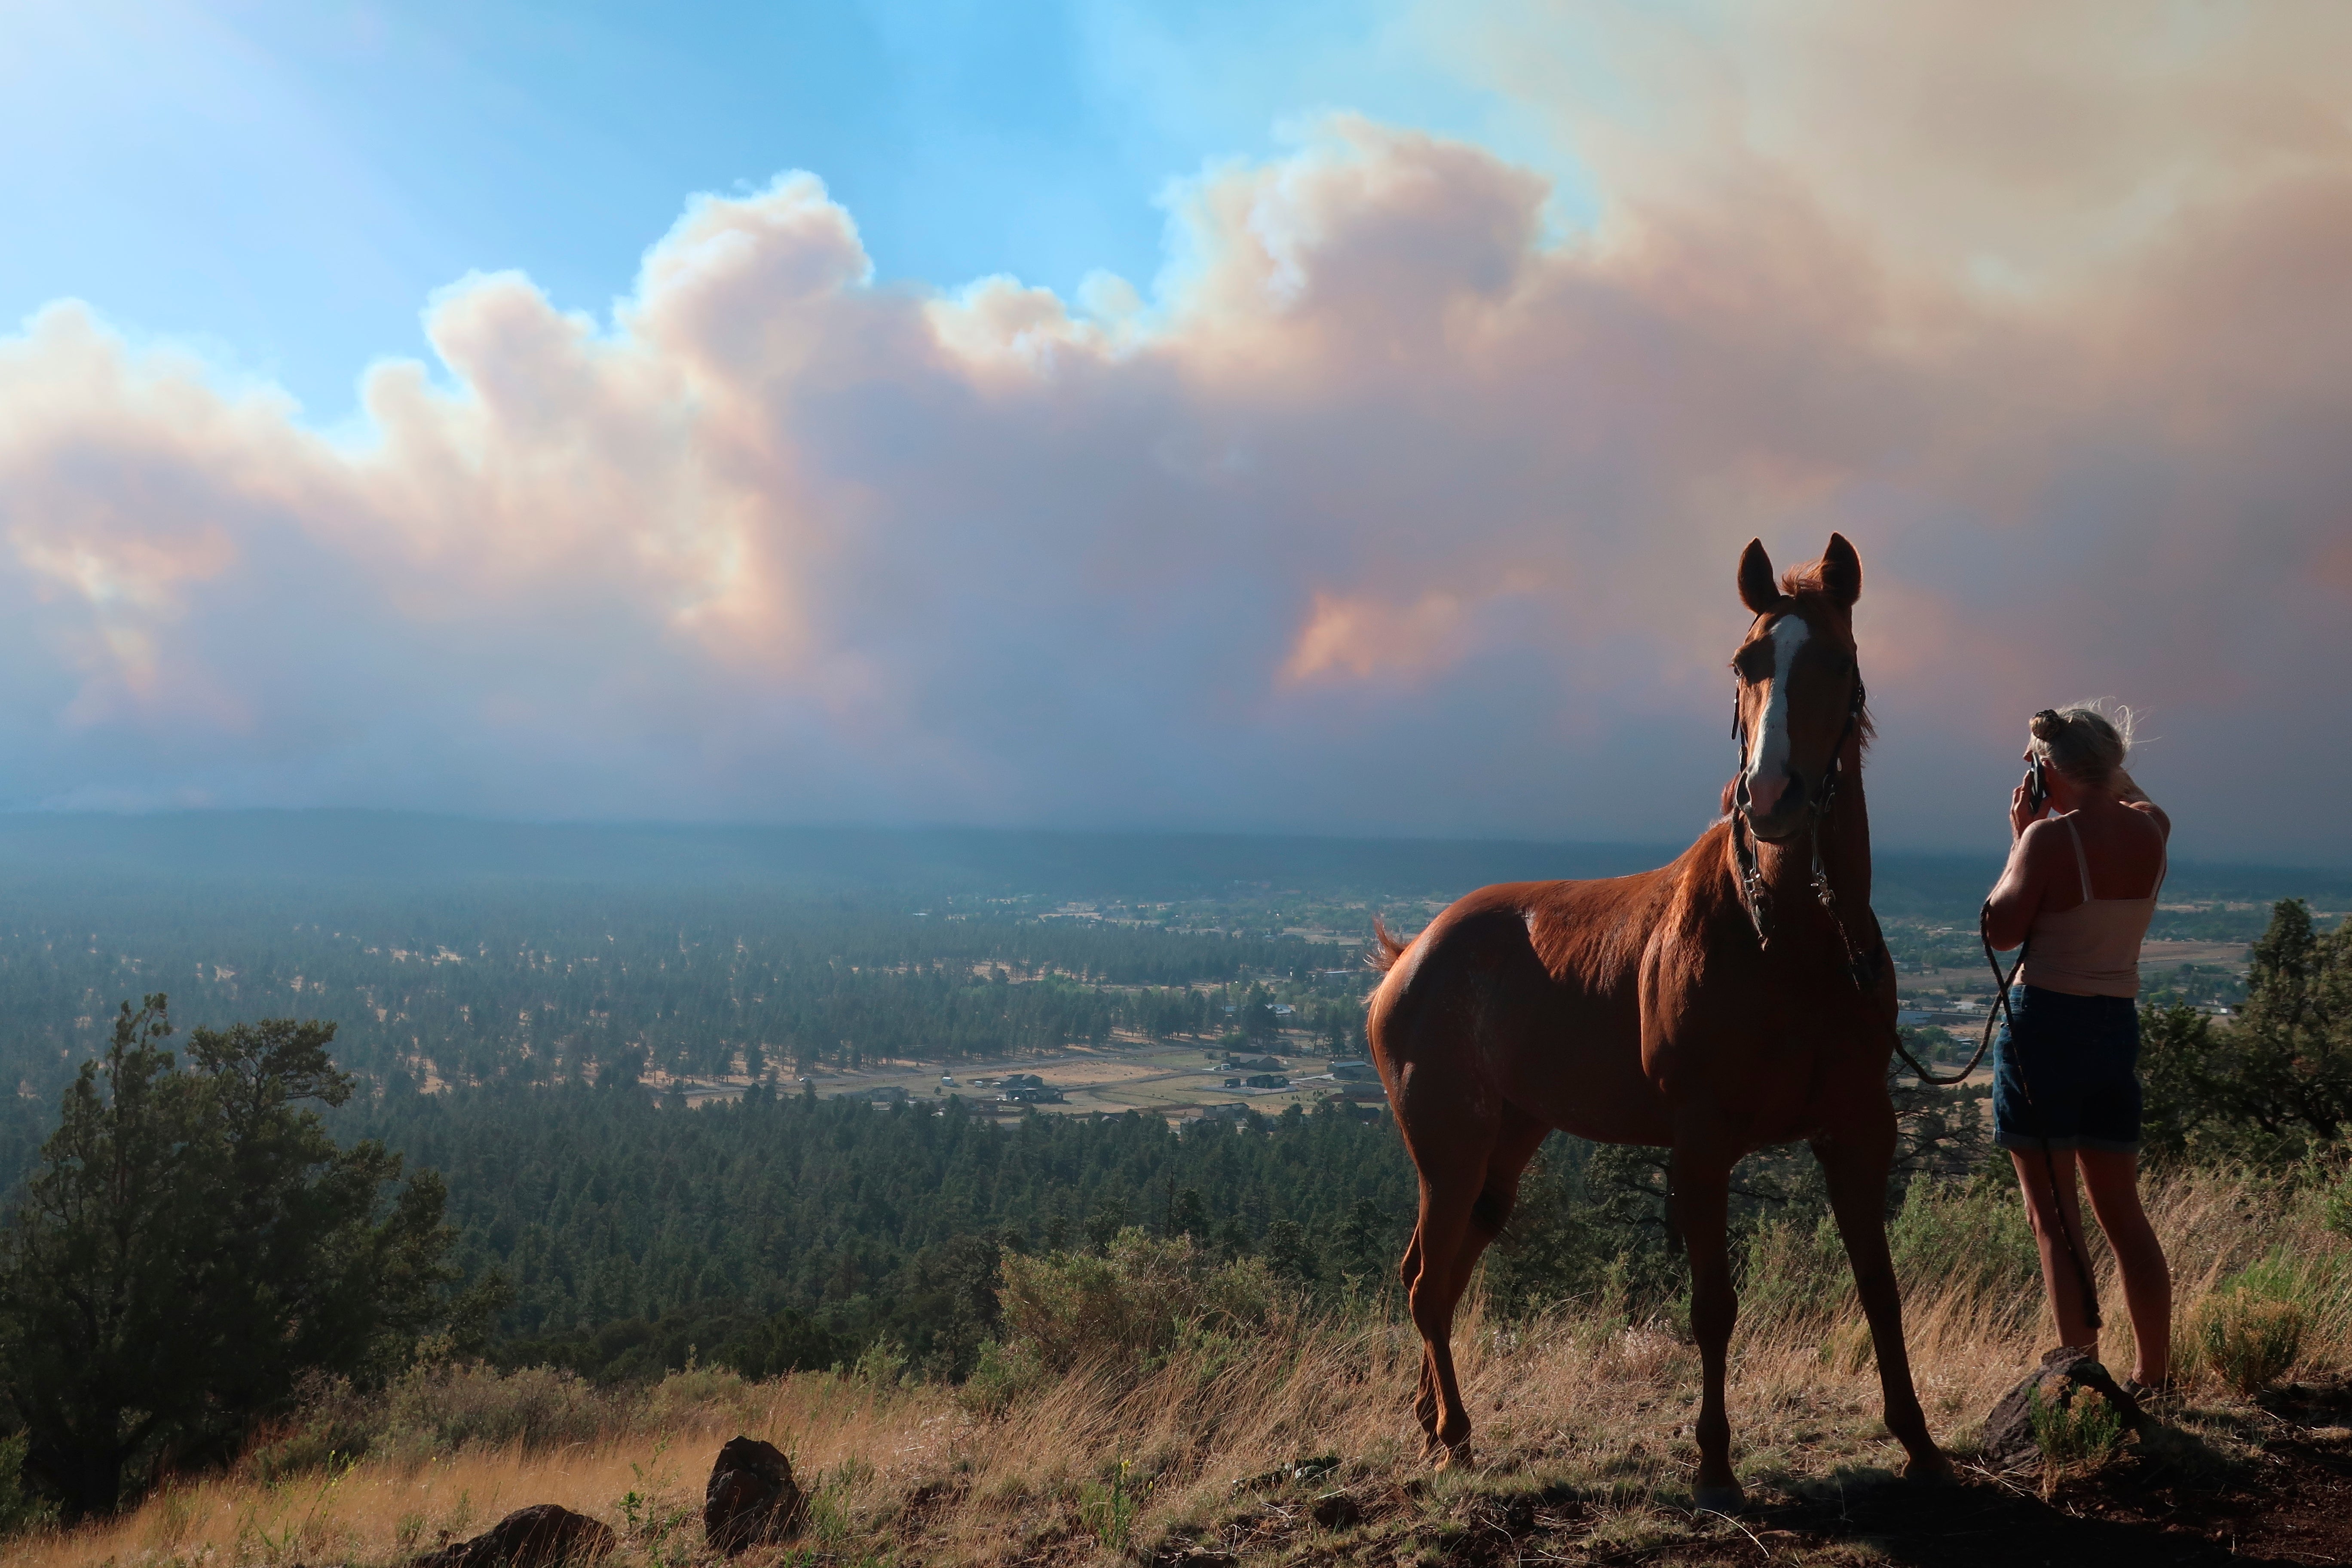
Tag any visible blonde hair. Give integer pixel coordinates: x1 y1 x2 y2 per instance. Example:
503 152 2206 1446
2029 701 2136 792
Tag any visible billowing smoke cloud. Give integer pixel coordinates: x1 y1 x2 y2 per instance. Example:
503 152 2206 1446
3 7 2349 859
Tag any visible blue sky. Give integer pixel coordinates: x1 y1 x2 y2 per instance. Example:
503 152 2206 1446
1 0 1544 417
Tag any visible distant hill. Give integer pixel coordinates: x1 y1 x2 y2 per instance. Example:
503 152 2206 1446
0 810 1674 895
0 810 2340 915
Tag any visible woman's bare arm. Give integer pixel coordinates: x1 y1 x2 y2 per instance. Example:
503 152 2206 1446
1983 818 2050 952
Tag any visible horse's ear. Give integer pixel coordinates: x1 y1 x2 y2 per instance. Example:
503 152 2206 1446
1737 539 1780 616
1821 532 1861 608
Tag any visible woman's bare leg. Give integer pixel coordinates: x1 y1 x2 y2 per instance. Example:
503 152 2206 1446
2009 1148 2098 1349
2078 1148 2172 1386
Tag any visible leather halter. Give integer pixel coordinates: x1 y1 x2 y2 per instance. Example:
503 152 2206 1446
1727 658 1981 1088
1727 658 1867 963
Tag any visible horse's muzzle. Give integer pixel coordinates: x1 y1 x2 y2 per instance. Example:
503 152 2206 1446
1741 769 1811 842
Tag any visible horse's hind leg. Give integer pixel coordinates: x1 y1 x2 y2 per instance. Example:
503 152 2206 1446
1403 1154 1484 1465
1813 1127 1953 1485
1396 1227 1439 1437
1399 1107 1549 1466
1671 1139 1743 1513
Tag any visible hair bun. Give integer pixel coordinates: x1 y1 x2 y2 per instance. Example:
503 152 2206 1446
2028 701 2134 790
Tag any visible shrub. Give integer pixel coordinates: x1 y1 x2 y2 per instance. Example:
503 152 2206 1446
2027 1382 2125 1470
1888 1170 2041 1329
1739 1171 2043 1342
851 1341 910 1387
1739 1216 1848 1335
242 1374 382 1482
2183 1260 2314 1401
642 1364 764 1430
2324 1163 2352 1240
997 1230 1280 1376
2193 1294 2304 1396
958 1340 1050 1418
0 1432 58 1538
380 1361 618 1456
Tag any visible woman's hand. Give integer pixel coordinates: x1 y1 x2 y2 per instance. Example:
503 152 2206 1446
2009 773 2043 841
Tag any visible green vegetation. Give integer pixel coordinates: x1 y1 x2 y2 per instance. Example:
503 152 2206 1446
0 830 2344 1533
0 1433 52 1537
2027 1380 2128 1469
0 886 1357 1107
2142 900 2352 1164
2190 1277 2308 1396
0 1000 454 1519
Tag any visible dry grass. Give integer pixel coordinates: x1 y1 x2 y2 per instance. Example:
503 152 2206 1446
13 1165 2349 1568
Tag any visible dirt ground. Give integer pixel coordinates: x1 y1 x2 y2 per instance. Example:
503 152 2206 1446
1755 1390 2352 1568
1159 1379 2352 1567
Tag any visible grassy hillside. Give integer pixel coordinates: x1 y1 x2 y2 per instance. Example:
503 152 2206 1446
15 1165 2349 1567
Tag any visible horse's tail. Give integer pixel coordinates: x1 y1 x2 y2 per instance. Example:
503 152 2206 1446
1366 914 1413 973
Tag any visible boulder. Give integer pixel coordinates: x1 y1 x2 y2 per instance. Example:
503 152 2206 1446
704 1435 806 1554
407 1503 615 1568
1981 1346 2147 1471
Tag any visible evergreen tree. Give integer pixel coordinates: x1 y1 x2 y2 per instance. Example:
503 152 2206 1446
1264 1219 1317 1287
2141 900 2352 1163
0 1000 452 1518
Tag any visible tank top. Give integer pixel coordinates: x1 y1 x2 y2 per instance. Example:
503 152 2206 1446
2020 815 2165 998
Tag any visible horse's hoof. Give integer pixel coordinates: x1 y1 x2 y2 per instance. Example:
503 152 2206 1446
1692 1482 1746 1515
1433 1441 1475 1473
1905 1452 1958 1488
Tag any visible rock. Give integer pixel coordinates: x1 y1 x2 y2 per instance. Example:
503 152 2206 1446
406 1503 616 1567
1311 1490 1362 1530
704 1434 806 1554
1981 1346 2147 1471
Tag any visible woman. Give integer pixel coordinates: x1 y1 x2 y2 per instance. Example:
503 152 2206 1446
1982 704 2173 1391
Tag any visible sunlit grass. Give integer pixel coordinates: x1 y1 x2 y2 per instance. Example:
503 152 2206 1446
14 1166 2346 1567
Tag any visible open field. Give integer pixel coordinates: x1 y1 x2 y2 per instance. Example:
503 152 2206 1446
643 926 2263 1118
1895 939 2251 998
662 1033 1365 1125
16 1166 2349 1567
633 925 2275 1121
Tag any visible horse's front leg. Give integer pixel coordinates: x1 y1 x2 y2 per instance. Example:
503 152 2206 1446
1812 1125 1954 1485
1670 1142 1743 1512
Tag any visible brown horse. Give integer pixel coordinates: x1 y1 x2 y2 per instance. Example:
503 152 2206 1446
1366 533 1953 1510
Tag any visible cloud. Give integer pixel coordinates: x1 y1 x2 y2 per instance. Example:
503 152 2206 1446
2 12 2350 860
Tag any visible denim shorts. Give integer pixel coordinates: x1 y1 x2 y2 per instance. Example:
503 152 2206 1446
1992 984 2142 1153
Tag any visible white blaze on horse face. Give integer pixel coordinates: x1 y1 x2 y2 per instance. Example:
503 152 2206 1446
1742 614 1810 820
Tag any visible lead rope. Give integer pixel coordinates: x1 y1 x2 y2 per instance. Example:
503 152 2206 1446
1729 657 2103 1332
1981 906 2103 1334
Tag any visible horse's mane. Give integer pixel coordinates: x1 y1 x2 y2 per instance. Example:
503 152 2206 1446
1369 914 1411 973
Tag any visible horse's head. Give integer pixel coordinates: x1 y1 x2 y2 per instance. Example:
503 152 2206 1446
1727 532 1867 843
